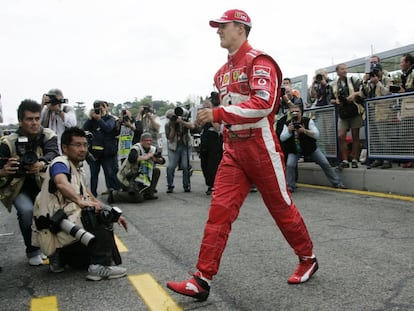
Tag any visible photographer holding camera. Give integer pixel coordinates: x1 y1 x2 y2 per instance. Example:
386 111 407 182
0 99 59 266
41 89 77 151
165 107 195 193
280 107 345 192
132 104 161 147
309 69 332 107
32 127 128 280
83 100 120 197
331 63 364 170
117 109 136 165
115 132 165 202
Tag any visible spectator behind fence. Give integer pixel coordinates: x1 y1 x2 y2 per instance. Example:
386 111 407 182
198 97 223 195
32 127 128 280
0 99 59 266
360 60 393 169
40 88 77 151
399 53 414 168
166 9 318 302
83 100 120 197
331 63 364 170
280 106 346 191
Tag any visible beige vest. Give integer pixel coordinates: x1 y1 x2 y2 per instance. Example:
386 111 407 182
0 128 56 211
32 155 88 256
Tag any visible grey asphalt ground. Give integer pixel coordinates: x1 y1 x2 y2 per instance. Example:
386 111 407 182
0 166 413 311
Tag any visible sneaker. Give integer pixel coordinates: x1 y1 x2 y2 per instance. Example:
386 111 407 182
334 184 347 189
288 256 318 284
184 188 191 193
250 185 258 193
167 187 174 194
166 272 210 301
336 161 349 171
86 264 127 281
28 255 44 266
381 161 392 169
49 252 65 273
351 160 358 168
371 159 383 168
205 187 214 195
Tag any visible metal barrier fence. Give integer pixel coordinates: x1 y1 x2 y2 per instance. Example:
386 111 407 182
365 92 414 162
303 105 338 160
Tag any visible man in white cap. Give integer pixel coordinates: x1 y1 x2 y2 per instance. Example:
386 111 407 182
167 9 318 301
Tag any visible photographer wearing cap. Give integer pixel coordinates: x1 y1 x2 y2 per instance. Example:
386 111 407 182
83 100 120 197
115 132 165 202
32 127 127 279
0 99 59 266
280 107 345 192
41 89 77 151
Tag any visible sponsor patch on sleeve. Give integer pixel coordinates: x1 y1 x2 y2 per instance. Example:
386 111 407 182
254 90 270 101
252 76 271 90
253 65 271 77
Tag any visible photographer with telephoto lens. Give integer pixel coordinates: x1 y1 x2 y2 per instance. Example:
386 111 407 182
40 89 77 151
0 99 59 266
309 69 332 107
32 127 128 280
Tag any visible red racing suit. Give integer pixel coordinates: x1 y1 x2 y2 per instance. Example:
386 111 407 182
196 41 314 279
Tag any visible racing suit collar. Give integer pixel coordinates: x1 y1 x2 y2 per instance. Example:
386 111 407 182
227 40 252 67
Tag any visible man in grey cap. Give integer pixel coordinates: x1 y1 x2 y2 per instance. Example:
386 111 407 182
41 88 77 151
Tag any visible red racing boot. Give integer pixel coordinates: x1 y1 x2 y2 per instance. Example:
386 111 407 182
288 256 318 284
166 271 210 301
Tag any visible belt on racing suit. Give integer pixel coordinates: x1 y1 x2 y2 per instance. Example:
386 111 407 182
225 118 268 140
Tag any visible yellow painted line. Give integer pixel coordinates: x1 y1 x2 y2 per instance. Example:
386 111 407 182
128 273 182 311
297 183 414 202
115 234 128 252
30 296 58 311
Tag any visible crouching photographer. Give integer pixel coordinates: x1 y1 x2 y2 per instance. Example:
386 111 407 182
0 99 60 266
32 127 128 280
115 132 165 203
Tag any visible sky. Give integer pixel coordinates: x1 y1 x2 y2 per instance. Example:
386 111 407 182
1 0 413 124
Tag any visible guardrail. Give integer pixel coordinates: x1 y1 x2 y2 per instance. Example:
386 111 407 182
302 91 414 166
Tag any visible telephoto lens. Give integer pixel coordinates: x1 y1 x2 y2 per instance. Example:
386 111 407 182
60 219 96 247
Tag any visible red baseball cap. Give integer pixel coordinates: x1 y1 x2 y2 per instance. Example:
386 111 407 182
209 9 252 28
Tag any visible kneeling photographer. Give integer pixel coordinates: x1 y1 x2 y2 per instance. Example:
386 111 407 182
115 132 165 202
32 127 128 281
280 107 345 192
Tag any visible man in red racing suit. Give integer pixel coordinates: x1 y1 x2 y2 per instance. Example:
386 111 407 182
167 9 318 302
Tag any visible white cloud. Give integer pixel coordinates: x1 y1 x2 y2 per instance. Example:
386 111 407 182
1 0 413 123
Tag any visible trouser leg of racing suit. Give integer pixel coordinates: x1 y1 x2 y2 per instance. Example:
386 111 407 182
196 135 313 280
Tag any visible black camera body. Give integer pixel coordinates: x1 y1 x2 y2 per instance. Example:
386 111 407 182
210 91 220 107
46 94 68 106
142 105 153 115
81 205 122 230
174 106 190 120
14 136 38 177
291 111 302 129
169 115 178 122
315 74 323 82
338 88 348 104
122 110 131 123
369 69 380 78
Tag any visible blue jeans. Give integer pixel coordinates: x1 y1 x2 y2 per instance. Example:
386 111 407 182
286 148 342 190
89 155 120 197
166 144 191 190
14 192 41 258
